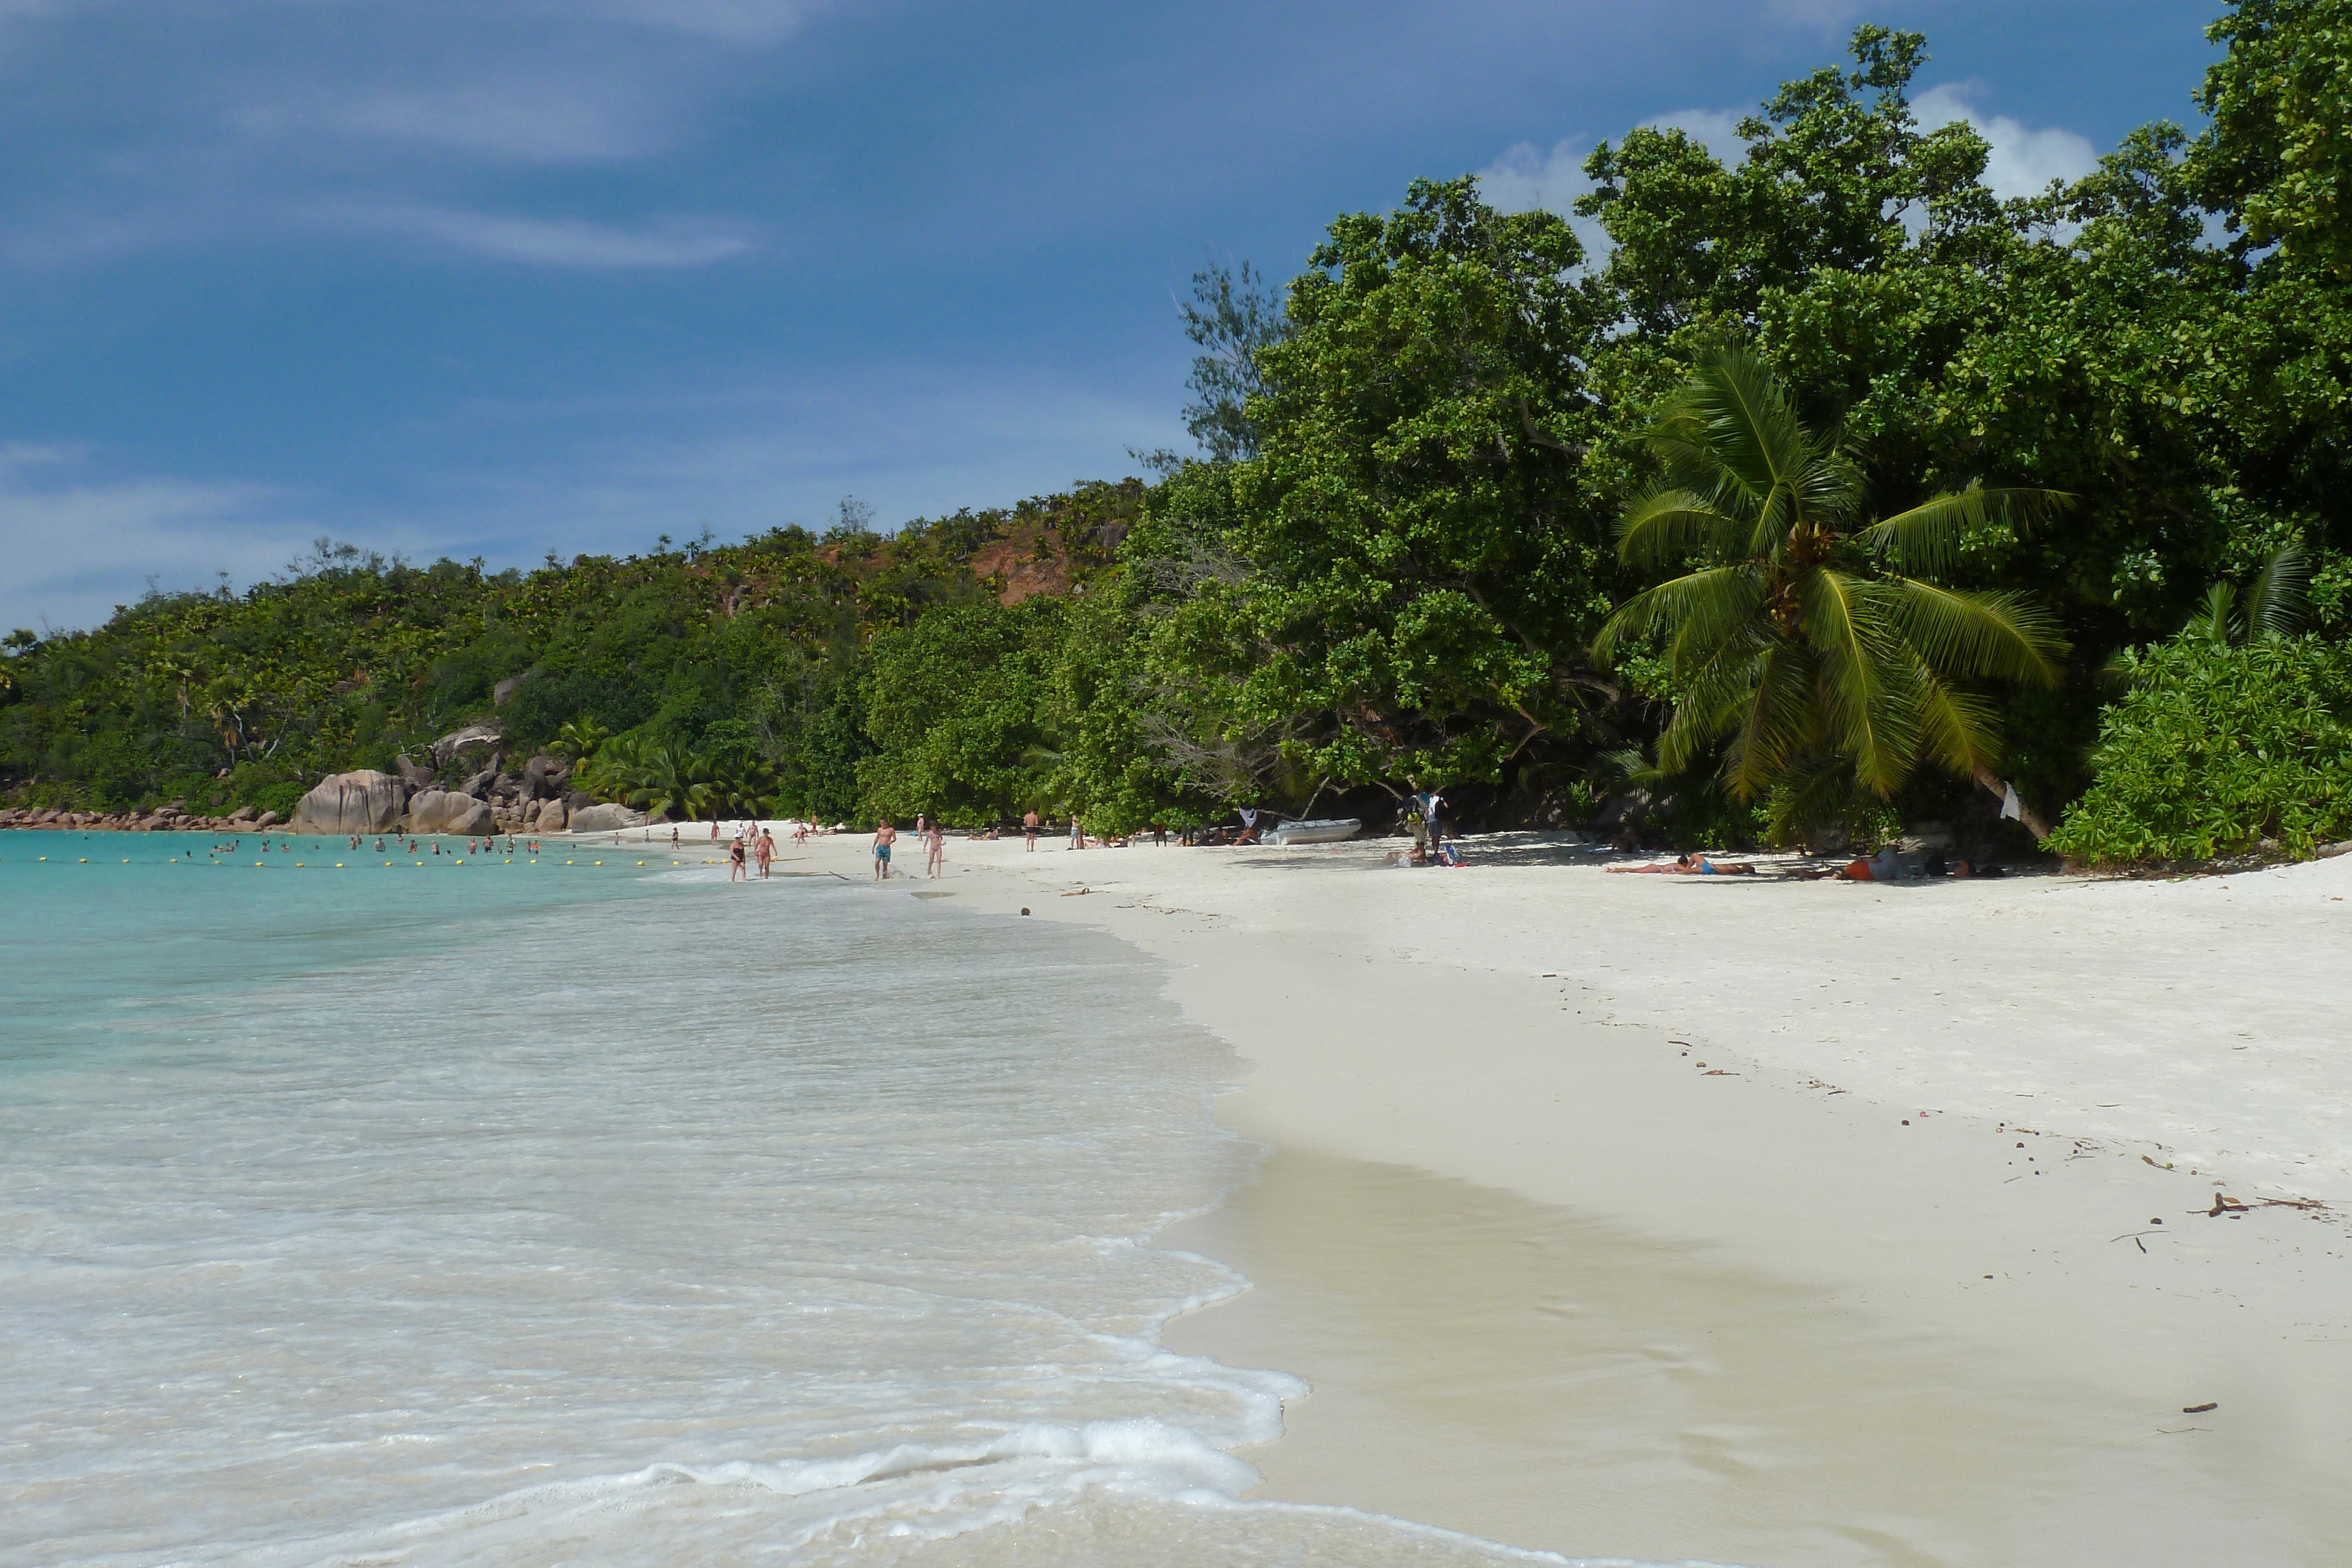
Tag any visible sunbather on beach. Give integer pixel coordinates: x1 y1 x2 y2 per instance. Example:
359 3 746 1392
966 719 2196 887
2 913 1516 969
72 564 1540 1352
1796 845 1905 881
1607 853 1756 875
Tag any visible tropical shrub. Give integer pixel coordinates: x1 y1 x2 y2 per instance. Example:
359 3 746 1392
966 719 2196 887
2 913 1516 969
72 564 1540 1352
2045 633 2352 864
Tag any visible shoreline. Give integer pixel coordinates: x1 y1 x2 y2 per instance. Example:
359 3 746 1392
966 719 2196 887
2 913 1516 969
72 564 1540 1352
787 827 2352 1565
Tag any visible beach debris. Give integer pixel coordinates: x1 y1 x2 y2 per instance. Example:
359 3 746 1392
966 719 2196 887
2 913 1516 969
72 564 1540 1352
2208 1193 2250 1216
1062 887 1092 897
1702 1069 1736 1076
2183 1402 2217 1413
1020 907 1031 915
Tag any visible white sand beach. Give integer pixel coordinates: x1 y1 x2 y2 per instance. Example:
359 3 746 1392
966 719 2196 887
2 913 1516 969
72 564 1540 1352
648 825 2352 1566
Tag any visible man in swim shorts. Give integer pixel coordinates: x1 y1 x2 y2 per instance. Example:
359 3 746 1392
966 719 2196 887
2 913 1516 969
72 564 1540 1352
873 817 897 880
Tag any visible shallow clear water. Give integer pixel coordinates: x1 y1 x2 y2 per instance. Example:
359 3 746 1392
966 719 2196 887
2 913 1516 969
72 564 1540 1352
0 831 1642 1566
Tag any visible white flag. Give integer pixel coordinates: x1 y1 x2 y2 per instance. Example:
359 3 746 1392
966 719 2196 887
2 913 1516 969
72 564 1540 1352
2000 784 2022 822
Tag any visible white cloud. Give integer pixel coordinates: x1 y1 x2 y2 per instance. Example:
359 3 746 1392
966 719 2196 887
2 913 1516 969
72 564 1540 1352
0 445 316 634
1476 138 1591 216
329 203 756 267
1767 0 1863 24
1913 82 2099 202
1647 106 1744 161
326 81 672 163
568 0 820 44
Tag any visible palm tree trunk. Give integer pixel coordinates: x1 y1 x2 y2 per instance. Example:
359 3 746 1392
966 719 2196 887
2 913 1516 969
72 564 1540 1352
1971 763 2051 841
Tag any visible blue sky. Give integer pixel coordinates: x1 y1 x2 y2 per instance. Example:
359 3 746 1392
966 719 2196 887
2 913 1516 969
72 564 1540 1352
1 0 2223 633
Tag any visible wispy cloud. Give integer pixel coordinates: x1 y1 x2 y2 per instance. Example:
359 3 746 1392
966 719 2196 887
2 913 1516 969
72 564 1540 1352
1766 0 1863 24
569 0 824 44
0 444 315 634
329 203 757 268
322 81 674 164
1913 83 2099 201
0 1 794 270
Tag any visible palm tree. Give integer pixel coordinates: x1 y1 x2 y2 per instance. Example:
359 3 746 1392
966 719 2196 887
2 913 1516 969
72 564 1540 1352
1595 348 2071 831
2182 542 2307 647
554 716 610 763
707 751 784 820
623 744 715 824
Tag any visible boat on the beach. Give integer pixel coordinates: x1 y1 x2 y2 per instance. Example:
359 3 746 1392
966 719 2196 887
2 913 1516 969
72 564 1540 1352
1262 817 1361 845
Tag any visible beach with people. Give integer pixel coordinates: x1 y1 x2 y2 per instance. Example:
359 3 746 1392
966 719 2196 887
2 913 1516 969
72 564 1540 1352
770 821 2352 1564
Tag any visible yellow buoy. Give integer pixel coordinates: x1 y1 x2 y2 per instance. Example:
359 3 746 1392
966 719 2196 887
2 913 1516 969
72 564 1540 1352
637 860 645 865
415 861 423 867
335 862 344 868
122 858 130 863
79 857 88 863
593 860 603 865
296 862 305 867
566 860 574 865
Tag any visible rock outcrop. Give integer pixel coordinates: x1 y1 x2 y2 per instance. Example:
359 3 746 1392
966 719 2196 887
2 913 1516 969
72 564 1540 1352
395 754 435 788
289 771 410 835
536 798 568 832
565 802 642 833
403 789 496 836
430 724 503 767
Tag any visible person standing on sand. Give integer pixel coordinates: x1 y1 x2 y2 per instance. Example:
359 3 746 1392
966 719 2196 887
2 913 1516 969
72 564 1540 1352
756 828 775 878
926 820 945 878
872 817 897 880
1023 809 1039 851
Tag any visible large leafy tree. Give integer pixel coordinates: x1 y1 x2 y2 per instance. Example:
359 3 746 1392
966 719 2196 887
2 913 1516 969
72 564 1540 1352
2194 0 2352 278
1201 176 1614 791
1595 349 2070 827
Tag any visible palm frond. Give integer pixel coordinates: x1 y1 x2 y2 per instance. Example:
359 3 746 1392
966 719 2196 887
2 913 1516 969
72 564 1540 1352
2181 581 2238 647
2245 542 2309 638
1659 346 1810 504
1592 567 1763 664
1905 656 2002 777
1798 570 1914 796
1652 620 1775 774
1879 579 2069 685
1719 640 1820 800
1854 486 2072 577
1616 489 1740 569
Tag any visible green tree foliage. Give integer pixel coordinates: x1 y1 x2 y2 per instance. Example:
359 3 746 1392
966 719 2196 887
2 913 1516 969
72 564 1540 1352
1180 259 1292 463
1595 348 2070 800
12 12 2352 867
2194 0 2352 276
1183 177 1613 790
2046 631 2352 863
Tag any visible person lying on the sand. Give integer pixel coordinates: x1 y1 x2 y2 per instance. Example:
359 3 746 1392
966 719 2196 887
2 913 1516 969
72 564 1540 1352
1606 853 1756 875
1796 845 1904 881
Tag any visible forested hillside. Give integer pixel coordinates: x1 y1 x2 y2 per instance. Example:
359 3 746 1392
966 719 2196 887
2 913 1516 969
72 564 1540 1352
6 8 2350 861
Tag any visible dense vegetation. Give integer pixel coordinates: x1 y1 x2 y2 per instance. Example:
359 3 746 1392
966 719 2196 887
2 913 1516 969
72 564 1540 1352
5 5 2349 861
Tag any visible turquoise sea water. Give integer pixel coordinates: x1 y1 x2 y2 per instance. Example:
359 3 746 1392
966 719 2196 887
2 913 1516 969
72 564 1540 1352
0 831 1648 1567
